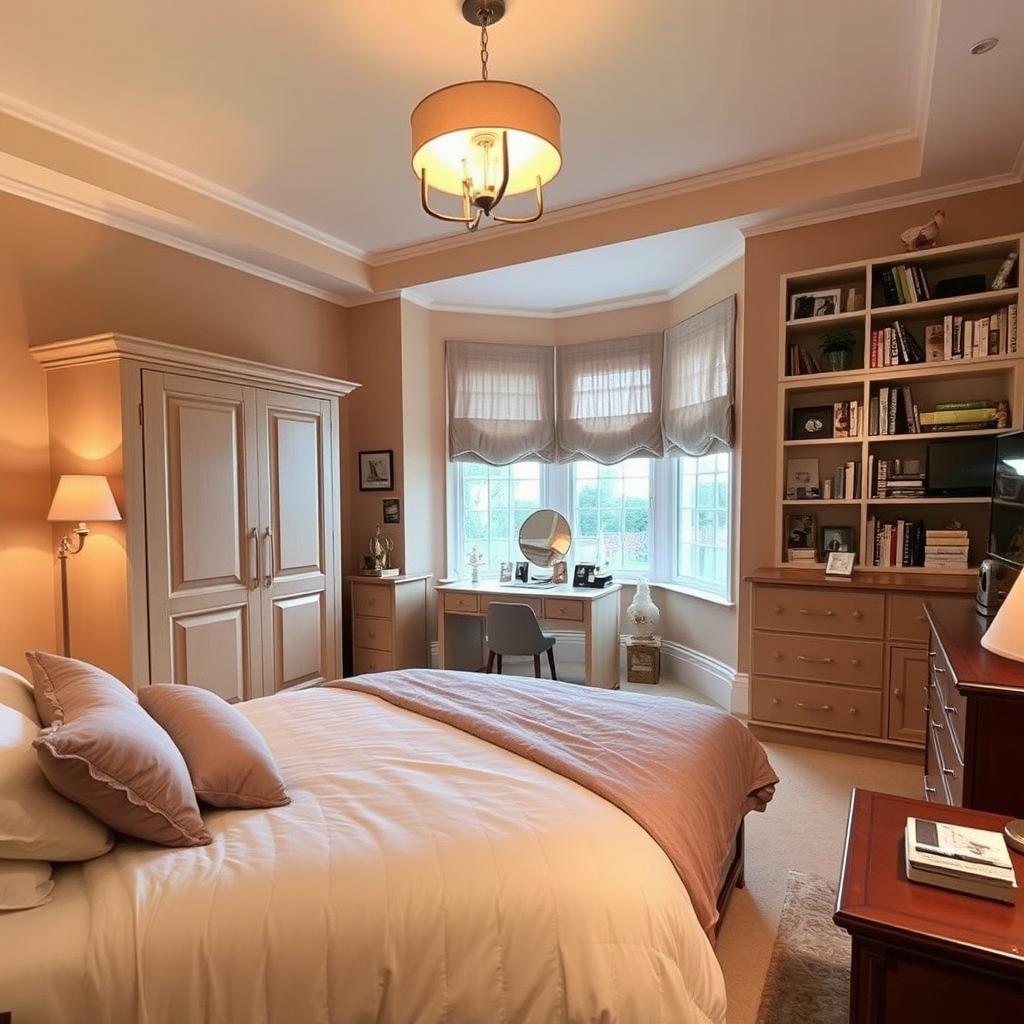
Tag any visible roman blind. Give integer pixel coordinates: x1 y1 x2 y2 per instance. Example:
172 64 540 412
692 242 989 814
663 295 736 456
555 333 664 464
447 341 556 464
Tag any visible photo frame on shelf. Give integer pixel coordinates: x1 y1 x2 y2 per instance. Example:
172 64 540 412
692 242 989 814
821 526 855 556
825 551 856 577
785 513 817 551
358 450 394 491
573 563 596 587
791 405 834 441
786 458 821 500
514 561 530 583
499 561 514 583
790 288 842 320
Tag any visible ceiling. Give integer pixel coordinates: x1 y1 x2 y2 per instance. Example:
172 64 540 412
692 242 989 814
0 1 1021 312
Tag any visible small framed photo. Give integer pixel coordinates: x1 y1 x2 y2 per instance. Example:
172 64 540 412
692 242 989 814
551 560 568 584
573 563 596 587
825 551 856 577
381 498 401 524
790 288 842 321
791 405 834 441
514 561 530 583
785 513 817 551
358 450 394 491
499 561 514 583
821 526 855 556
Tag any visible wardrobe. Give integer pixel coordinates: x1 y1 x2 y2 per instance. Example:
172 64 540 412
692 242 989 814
34 333 357 700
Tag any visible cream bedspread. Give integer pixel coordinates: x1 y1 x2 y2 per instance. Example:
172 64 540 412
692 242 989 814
0 687 727 1024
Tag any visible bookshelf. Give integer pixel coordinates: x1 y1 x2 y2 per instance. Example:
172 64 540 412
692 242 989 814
776 232 1022 575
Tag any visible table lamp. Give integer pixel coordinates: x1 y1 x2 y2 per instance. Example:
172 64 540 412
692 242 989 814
47 475 122 656
980 570 1024 663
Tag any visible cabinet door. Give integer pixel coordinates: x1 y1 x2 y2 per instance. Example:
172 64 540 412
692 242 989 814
255 390 338 695
888 646 929 744
143 372 263 702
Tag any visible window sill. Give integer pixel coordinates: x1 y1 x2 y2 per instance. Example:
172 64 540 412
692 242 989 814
620 577 735 608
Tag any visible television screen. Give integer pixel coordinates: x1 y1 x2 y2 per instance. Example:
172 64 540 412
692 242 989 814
926 436 996 497
990 431 1024 569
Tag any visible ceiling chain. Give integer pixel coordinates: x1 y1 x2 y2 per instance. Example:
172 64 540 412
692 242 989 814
480 15 490 81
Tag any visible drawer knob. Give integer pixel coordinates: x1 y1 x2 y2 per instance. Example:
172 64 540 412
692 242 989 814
773 605 783 614
852 610 863 620
850 658 861 668
796 701 832 712
849 707 859 716
894 687 903 700
368 631 376 638
773 651 782 660
771 697 781 706
917 615 927 622
943 704 957 716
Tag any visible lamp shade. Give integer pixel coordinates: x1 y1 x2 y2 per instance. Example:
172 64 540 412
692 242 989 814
981 571 1024 663
411 80 562 198
47 475 121 523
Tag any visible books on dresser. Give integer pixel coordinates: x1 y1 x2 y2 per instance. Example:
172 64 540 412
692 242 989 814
905 817 1018 904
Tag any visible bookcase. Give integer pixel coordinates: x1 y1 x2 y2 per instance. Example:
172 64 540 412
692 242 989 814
776 233 1022 575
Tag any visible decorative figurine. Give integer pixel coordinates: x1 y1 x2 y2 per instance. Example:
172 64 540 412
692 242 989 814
626 579 661 639
900 209 945 252
467 546 485 584
361 524 398 576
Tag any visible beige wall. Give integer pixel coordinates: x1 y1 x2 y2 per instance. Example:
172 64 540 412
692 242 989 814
738 181 1024 674
0 190 348 677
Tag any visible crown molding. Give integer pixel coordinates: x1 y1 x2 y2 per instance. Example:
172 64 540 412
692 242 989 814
740 170 1023 239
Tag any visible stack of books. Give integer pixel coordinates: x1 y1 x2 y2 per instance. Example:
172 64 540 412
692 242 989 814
925 528 970 570
868 321 925 367
868 517 925 567
786 345 823 376
869 385 920 435
877 264 932 305
786 548 817 565
919 399 1008 433
905 816 1018 904
833 400 861 438
869 457 925 499
935 305 1018 361
823 461 862 500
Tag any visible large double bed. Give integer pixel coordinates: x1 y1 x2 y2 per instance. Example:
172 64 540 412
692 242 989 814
0 670 776 1024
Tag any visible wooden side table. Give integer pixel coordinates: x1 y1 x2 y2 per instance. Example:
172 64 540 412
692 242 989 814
835 789 1024 1021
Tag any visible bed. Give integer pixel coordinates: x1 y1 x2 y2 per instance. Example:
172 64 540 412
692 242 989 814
0 670 776 1024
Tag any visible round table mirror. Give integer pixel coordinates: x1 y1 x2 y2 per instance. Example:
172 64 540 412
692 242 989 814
518 509 572 567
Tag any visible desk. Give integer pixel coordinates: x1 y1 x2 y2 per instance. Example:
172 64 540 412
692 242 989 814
436 581 622 688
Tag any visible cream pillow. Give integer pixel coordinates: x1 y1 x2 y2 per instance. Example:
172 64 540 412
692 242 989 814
0 666 39 725
0 859 54 911
0 704 113 861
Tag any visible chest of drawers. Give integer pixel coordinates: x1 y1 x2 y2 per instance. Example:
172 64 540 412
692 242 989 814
348 574 430 677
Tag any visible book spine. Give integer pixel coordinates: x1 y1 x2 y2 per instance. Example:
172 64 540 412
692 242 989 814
1010 304 1018 353
943 315 953 361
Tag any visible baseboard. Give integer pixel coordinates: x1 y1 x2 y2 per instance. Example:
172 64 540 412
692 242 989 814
731 672 750 718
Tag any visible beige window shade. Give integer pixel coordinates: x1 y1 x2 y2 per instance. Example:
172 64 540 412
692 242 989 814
556 334 664 464
663 296 736 456
447 341 556 465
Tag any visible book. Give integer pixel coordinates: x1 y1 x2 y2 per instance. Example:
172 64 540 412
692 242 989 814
920 408 998 426
934 400 994 411
924 323 945 361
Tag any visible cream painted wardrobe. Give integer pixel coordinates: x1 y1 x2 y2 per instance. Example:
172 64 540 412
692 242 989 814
33 333 357 700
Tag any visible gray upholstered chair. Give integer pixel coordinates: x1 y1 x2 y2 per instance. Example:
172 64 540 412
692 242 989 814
485 602 557 679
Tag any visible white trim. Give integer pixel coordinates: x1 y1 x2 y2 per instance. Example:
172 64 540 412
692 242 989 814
659 638 737 711
401 243 746 321
730 672 750 718
910 1 941 144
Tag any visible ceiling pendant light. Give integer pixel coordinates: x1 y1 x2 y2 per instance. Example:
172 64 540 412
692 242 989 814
411 0 562 232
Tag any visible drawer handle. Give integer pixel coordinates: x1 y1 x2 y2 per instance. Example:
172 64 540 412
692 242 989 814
798 609 835 617
930 720 944 731
932 666 946 675
796 655 834 665
943 704 958 716
796 701 832 712
924 785 937 795
917 615 927 623
942 767 957 778
894 687 903 699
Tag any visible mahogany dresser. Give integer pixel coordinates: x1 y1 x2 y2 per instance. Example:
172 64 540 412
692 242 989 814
924 601 1024 817
747 569 974 755
835 789 1024 1022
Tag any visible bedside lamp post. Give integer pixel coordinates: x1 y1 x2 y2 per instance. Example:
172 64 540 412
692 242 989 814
47 475 122 656
981 571 1024 663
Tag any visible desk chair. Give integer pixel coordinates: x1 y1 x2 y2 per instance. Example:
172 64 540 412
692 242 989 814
485 602 557 680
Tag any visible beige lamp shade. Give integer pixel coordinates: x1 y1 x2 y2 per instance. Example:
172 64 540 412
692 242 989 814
411 80 562 198
47 475 121 523
981 572 1024 663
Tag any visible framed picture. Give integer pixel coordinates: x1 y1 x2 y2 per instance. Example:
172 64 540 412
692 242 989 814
791 405 834 441
499 561 514 583
551 560 568 584
358 450 394 491
785 513 817 550
786 458 821 500
825 551 856 577
381 498 401 524
821 526 855 556
790 288 842 320
573 563 596 587
514 561 530 583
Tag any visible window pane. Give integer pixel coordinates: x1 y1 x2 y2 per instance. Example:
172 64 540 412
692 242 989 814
676 452 732 596
458 462 541 574
570 459 651 573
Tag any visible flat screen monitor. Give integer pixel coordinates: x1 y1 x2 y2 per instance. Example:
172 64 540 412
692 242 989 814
926 436 996 497
990 430 1024 569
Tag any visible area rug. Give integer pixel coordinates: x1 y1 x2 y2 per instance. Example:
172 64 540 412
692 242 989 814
755 871 850 1024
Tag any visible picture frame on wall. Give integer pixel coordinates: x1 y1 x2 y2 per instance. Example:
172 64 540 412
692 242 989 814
790 405 834 441
381 498 401 524
358 450 394 491
790 288 842 320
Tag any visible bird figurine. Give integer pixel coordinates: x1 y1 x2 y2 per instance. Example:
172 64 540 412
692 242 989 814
900 209 945 252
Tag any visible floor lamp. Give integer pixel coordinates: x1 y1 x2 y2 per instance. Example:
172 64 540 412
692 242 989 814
47 475 122 656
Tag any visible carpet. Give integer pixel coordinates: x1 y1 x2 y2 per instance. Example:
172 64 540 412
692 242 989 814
754 871 850 1024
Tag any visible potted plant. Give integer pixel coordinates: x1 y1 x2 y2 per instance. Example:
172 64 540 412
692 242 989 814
821 328 857 372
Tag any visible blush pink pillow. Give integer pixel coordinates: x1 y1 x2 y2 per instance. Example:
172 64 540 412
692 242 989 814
139 685 289 809
26 652 211 848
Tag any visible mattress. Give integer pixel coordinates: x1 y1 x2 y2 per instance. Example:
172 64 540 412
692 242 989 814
0 686 728 1023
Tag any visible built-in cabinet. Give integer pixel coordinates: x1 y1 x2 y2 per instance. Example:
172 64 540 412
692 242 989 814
33 333 357 698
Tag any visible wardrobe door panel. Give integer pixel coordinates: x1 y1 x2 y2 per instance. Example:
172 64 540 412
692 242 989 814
272 591 327 691
143 371 263 695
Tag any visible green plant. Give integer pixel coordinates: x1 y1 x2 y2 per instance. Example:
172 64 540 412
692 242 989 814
821 328 857 355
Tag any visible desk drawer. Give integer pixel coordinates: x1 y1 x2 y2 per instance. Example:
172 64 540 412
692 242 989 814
352 584 393 618
888 594 931 643
443 592 480 614
928 686 964 805
752 632 883 688
752 677 882 737
929 642 966 760
353 648 395 675
480 596 543 618
543 597 584 622
354 615 393 653
753 586 884 639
